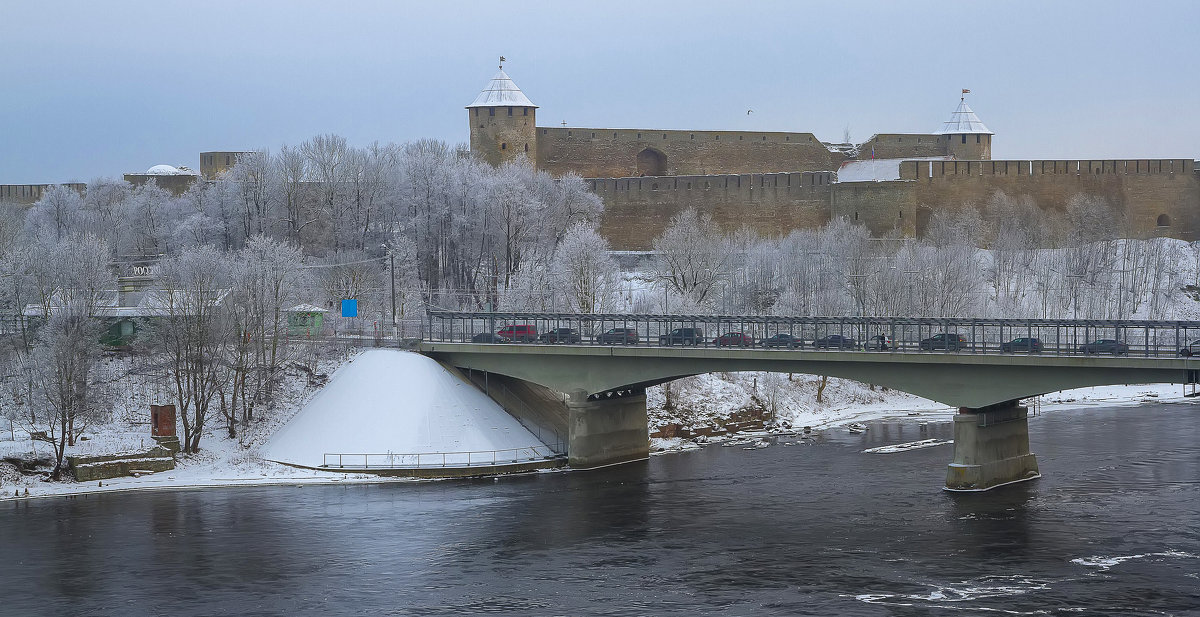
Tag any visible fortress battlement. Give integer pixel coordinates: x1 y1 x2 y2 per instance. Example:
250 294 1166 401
902 159 1195 180
586 171 835 194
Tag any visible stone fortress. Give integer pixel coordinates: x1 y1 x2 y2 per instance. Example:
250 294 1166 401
3 64 1196 252
468 65 1200 250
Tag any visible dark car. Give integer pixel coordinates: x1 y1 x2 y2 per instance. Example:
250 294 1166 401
714 332 753 347
597 327 639 345
497 324 537 342
1179 340 1200 356
539 328 581 344
761 333 803 349
1079 339 1129 355
471 332 510 343
919 333 967 351
864 334 892 351
812 334 858 349
659 327 704 346
1001 337 1043 353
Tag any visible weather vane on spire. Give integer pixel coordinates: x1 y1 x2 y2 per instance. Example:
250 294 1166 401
499 56 506 69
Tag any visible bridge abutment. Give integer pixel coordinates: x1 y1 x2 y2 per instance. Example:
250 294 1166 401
566 388 650 469
945 400 1040 491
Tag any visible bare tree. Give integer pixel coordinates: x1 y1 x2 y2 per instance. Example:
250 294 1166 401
551 223 620 313
151 246 236 454
653 208 734 304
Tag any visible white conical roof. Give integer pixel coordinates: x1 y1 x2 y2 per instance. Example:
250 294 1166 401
934 99 992 135
466 69 537 108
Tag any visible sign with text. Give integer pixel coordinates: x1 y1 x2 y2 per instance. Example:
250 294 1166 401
341 299 358 317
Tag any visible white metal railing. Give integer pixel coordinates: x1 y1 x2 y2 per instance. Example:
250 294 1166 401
321 445 564 469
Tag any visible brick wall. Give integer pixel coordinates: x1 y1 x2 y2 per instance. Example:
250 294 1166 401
539 127 842 178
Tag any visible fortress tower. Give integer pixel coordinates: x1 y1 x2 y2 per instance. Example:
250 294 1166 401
935 95 993 160
466 65 537 166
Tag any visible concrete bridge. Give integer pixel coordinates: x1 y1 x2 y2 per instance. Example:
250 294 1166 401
420 312 1200 491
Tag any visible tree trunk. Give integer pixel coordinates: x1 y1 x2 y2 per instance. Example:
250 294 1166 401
816 375 828 404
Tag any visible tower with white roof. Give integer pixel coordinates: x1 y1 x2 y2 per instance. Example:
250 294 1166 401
466 60 537 166
935 92 993 160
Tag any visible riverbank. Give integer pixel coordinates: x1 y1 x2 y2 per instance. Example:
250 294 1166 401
1 358 1192 502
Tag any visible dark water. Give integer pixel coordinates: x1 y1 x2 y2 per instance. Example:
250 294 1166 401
4 403 1199 617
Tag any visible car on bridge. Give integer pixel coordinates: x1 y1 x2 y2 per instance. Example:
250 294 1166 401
597 327 639 345
812 334 859 349
864 335 892 351
497 324 537 342
470 332 511 343
1001 337 1043 353
659 328 704 346
1079 339 1129 355
714 332 754 347
1178 340 1200 356
539 328 581 344
761 333 803 349
919 333 968 351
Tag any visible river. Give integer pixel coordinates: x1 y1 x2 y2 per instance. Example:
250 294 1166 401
3 402 1198 616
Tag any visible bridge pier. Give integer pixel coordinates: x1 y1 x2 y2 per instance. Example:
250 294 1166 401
566 388 649 469
945 399 1040 492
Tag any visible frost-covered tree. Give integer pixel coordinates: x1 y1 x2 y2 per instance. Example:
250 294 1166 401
653 208 734 304
151 246 237 454
551 223 620 313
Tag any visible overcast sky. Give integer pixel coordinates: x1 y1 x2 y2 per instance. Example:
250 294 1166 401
2 1 1197 184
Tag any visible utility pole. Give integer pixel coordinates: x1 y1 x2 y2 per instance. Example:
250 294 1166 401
390 252 397 330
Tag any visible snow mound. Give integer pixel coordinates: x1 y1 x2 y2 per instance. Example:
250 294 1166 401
262 350 542 468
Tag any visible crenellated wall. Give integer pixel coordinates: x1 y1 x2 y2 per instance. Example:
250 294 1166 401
589 160 1200 250
591 172 836 250
539 127 841 178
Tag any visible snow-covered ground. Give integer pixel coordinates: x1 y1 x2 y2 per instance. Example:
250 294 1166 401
262 350 544 468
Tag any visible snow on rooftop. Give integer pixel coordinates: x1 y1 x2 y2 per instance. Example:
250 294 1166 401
466 68 537 108
287 303 328 313
934 100 993 135
261 350 545 468
836 157 947 183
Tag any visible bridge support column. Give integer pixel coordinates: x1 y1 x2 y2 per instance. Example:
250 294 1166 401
945 400 1040 492
566 388 649 469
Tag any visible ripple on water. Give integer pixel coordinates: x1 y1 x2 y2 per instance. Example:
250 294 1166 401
1070 550 1200 571
853 574 1057 615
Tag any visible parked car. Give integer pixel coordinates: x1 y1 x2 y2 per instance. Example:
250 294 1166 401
539 328 581 344
1179 340 1200 356
864 335 892 351
471 332 510 343
597 327 639 345
1079 339 1129 355
497 324 537 342
812 334 858 349
919 333 967 351
761 333 803 349
659 327 705 346
714 332 754 347
1001 337 1043 353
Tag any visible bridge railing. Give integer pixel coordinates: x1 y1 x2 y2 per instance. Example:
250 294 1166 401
321 444 564 469
425 311 1200 358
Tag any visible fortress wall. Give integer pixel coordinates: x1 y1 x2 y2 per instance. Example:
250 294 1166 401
538 127 841 178
858 134 945 160
0 183 88 206
590 172 835 250
829 182 920 237
589 162 1200 249
902 160 1200 239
